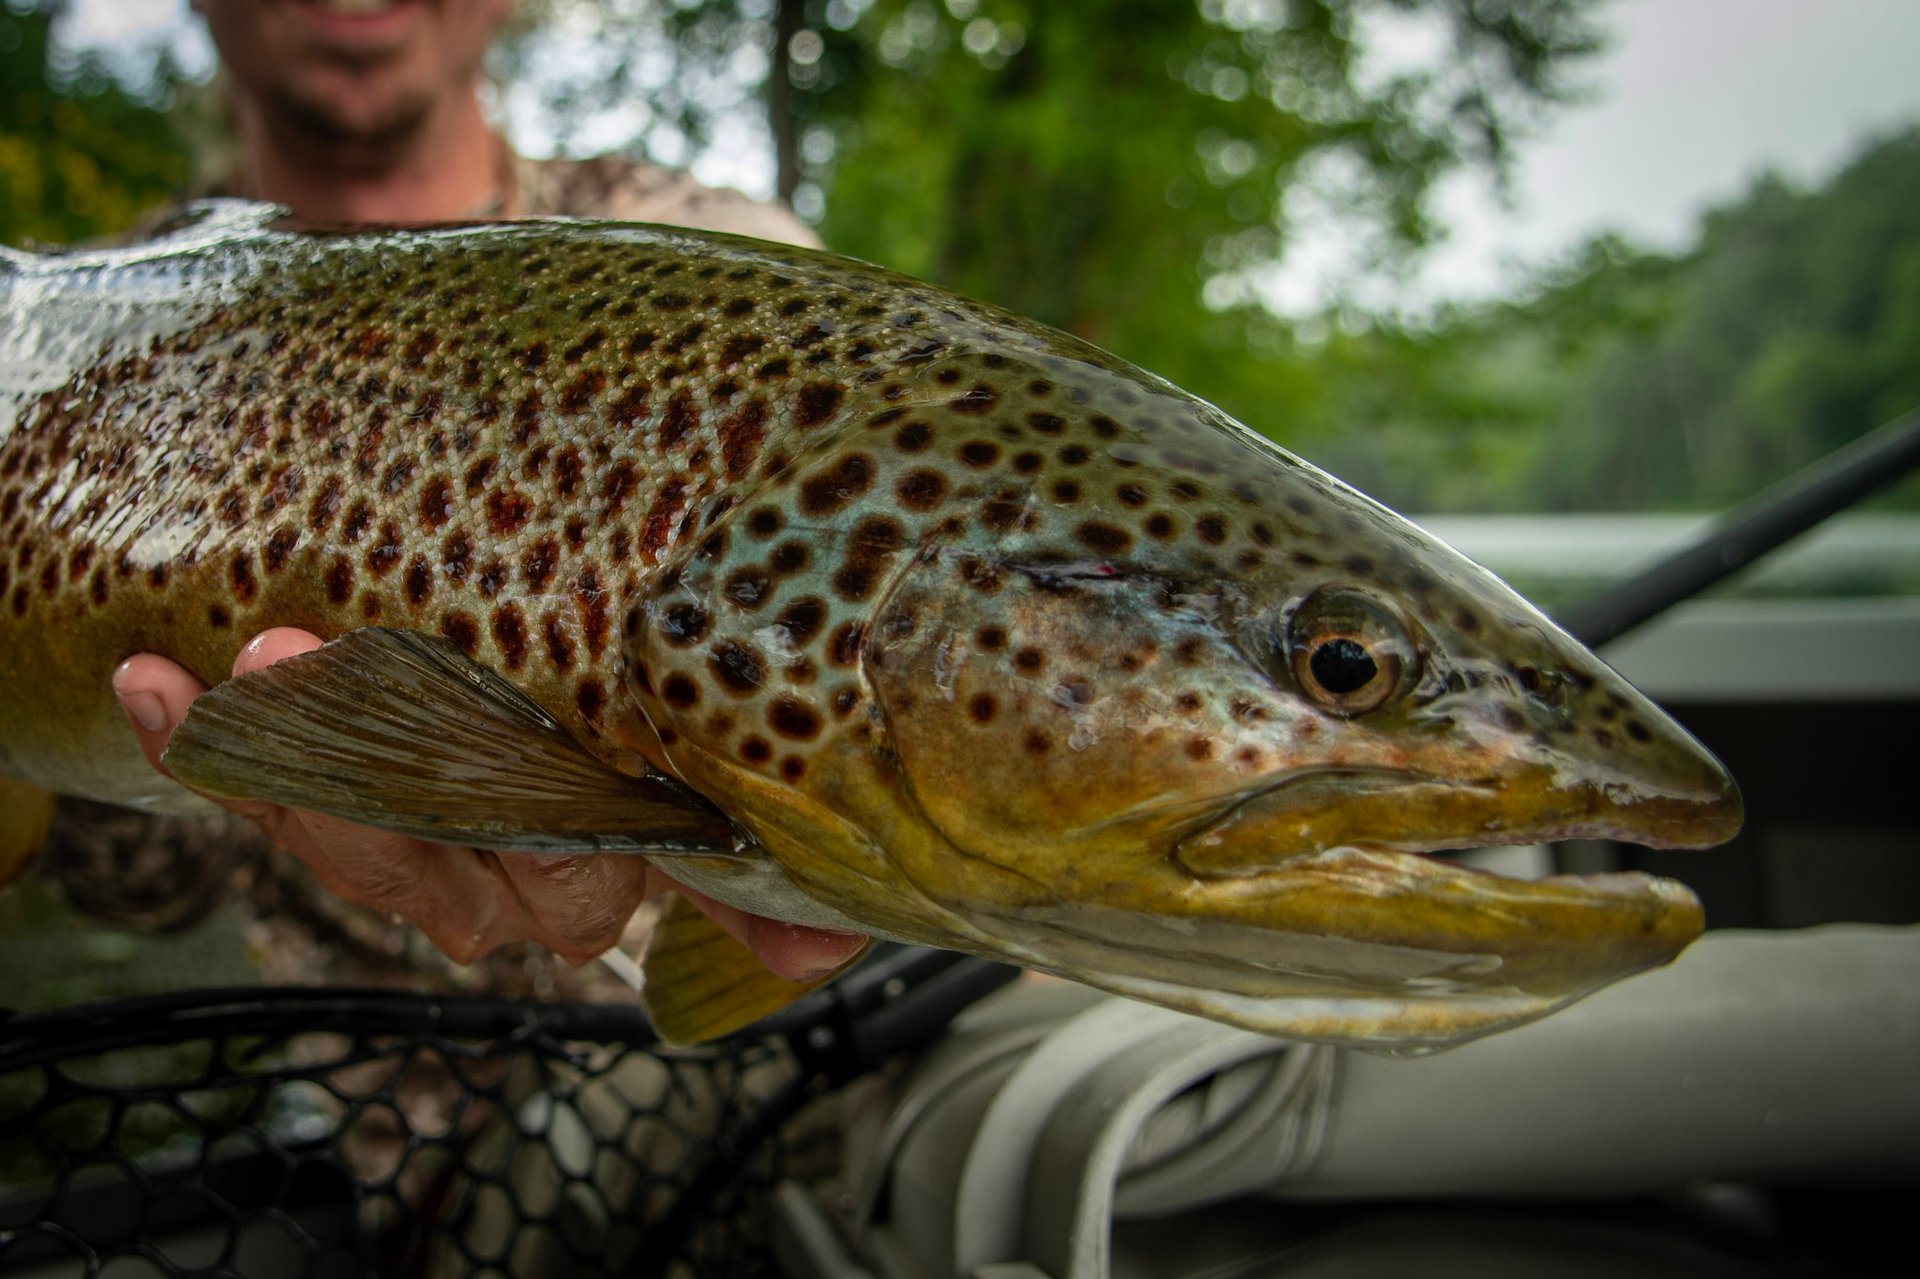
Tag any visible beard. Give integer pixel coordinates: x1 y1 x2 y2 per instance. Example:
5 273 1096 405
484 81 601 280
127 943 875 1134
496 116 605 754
262 69 435 159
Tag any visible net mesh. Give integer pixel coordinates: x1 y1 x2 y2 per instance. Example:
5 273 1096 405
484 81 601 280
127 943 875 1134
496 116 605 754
0 988 824 1279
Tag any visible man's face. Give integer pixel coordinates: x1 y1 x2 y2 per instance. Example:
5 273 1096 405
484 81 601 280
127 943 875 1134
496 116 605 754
196 1 512 147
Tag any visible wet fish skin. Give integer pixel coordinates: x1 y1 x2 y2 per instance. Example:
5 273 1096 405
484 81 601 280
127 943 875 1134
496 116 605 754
0 203 1741 1048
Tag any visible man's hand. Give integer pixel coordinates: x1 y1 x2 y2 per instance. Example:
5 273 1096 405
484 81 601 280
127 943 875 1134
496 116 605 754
111 627 865 983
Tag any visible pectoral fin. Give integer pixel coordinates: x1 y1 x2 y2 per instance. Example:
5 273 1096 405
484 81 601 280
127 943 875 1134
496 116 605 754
163 627 736 854
641 892 864 1044
0 778 55 888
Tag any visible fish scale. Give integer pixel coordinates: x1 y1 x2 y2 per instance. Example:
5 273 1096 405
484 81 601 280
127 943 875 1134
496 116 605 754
0 203 1742 1050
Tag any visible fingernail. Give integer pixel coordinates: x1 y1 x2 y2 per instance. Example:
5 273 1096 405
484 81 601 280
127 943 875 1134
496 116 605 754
119 690 169 734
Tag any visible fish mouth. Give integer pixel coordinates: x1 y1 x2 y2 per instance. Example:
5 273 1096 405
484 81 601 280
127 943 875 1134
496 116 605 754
1172 756 1741 883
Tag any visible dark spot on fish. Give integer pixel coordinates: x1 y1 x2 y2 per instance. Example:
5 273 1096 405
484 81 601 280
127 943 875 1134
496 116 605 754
1174 636 1208 665
1170 481 1201 502
748 507 782 538
491 604 529 669
1090 415 1121 439
1196 515 1227 545
382 459 416 497
601 462 639 516
832 687 860 717
641 479 688 558
1186 737 1215 761
779 597 827 644
725 568 772 610
403 556 432 606
544 616 575 671
897 469 948 511
834 562 877 600
464 455 497 495
769 697 822 740
1014 647 1045 674
895 421 931 452
659 600 711 647
959 557 1003 593
1076 522 1132 554
520 538 558 593
949 385 996 414
828 622 865 667
208 604 230 629
1023 729 1051 755
409 475 451 531
1051 480 1082 503
969 693 997 724
795 384 844 428
771 541 809 574
1028 412 1064 435
553 448 584 498
264 528 298 574
980 495 1024 534
576 678 605 722
1625 719 1652 743
1058 445 1090 466
976 625 1007 651
780 757 806 782
229 553 257 602
799 455 873 516
740 737 772 765
442 612 479 656
712 641 765 694
658 390 697 449
960 440 1000 468
720 398 769 477
324 558 354 604
657 672 700 709
575 565 610 656
1344 555 1374 575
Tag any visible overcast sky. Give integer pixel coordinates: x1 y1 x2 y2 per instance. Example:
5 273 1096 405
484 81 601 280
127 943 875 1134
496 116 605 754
66 0 1920 310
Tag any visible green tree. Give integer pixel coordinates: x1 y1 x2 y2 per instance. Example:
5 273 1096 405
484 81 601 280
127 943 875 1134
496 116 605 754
0 0 193 246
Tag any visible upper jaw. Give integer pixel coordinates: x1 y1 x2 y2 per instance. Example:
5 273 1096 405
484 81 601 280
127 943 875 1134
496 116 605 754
1171 752 1742 882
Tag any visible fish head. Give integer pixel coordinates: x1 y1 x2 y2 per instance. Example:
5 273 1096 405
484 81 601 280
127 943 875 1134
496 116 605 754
629 355 1740 1048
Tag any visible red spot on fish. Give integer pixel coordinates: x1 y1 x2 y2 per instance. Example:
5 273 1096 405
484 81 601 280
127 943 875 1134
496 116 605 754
442 611 479 656
640 479 687 558
720 399 768 478
543 614 574 670
492 603 529 669
602 462 638 516
659 390 697 449
574 564 610 657
485 487 531 536
365 522 403 577
264 527 298 573
229 553 257 602
325 557 353 604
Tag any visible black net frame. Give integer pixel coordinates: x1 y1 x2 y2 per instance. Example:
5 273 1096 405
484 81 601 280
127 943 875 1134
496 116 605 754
0 949 1017 1278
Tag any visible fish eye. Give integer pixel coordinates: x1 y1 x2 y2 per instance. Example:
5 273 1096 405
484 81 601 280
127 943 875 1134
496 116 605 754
1287 587 1415 716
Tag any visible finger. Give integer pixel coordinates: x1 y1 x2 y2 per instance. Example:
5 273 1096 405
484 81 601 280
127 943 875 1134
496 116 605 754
655 875 866 983
496 851 653 964
112 654 210 773
746 915 868 983
286 810 543 965
231 626 324 676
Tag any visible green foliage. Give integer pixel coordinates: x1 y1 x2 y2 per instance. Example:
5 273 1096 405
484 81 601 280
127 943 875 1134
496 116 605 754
0 1 193 246
1296 129 1920 512
789 0 1602 433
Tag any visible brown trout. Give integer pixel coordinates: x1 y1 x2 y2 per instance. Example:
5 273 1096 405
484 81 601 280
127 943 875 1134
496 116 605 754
0 202 1740 1048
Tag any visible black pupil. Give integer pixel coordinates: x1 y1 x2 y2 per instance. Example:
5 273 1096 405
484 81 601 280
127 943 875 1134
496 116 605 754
1310 637 1377 695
